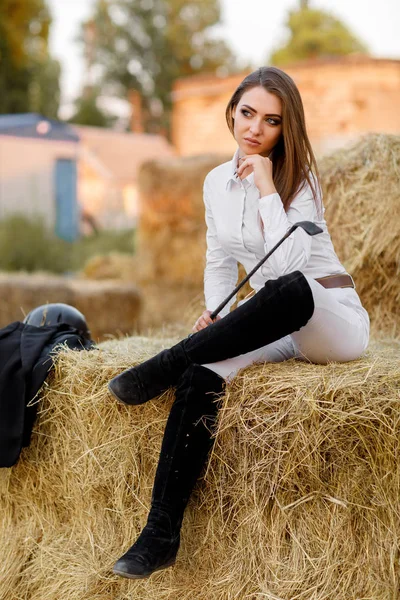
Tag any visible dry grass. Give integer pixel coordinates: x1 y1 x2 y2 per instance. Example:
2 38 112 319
320 133 400 336
1 334 399 599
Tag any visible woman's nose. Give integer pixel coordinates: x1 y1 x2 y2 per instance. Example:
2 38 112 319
249 120 262 135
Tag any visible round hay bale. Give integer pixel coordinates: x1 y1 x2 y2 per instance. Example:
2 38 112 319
1 335 399 599
320 133 400 334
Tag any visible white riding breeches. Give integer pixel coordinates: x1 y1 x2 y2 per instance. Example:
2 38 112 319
201 276 370 381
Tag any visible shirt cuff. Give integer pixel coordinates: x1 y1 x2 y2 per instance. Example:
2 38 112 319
258 192 289 232
206 295 233 318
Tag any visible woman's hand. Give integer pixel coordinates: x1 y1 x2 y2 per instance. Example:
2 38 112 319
237 154 277 197
192 310 221 332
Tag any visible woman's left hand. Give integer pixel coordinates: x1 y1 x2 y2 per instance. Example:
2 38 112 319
237 154 277 197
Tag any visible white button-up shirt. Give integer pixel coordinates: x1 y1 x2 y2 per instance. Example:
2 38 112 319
203 148 347 317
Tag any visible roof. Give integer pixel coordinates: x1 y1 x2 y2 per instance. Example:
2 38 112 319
173 55 400 93
74 125 175 183
0 113 80 142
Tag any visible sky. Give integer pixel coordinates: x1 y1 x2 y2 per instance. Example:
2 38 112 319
48 0 400 114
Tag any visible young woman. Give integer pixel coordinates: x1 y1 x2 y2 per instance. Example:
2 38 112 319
108 67 370 579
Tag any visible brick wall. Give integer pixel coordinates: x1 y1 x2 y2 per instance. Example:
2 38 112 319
171 57 400 157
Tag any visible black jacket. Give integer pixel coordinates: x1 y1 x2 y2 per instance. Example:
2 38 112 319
0 321 93 468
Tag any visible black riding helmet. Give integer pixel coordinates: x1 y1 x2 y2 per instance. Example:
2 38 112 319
23 303 92 341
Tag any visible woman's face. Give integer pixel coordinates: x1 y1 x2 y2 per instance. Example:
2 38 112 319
232 86 282 157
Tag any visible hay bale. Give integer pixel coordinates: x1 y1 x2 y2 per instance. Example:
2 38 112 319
320 133 400 334
0 272 73 323
69 279 142 339
80 257 204 334
136 154 230 286
80 253 138 282
0 273 142 340
81 259 250 335
1 335 399 599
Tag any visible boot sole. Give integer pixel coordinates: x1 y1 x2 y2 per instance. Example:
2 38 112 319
112 557 176 579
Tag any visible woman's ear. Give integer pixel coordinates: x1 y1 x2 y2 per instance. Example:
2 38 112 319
231 105 236 120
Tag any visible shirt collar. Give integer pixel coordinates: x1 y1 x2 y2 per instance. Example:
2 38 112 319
225 148 255 190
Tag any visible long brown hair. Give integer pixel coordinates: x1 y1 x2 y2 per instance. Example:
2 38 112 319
226 67 321 213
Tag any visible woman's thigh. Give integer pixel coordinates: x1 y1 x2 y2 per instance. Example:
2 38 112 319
202 275 370 379
292 277 370 364
202 335 296 381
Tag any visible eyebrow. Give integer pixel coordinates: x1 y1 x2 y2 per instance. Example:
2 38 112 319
241 104 282 118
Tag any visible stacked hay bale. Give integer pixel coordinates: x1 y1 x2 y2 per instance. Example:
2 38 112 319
0 273 142 340
1 336 399 599
135 154 226 285
131 154 227 332
320 133 400 335
80 253 205 335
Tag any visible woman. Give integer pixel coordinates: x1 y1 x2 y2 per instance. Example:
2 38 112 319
109 67 370 579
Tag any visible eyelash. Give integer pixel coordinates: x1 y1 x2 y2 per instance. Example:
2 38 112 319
240 109 280 126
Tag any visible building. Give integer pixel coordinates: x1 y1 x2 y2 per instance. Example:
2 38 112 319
0 114 175 237
75 125 174 231
0 114 80 241
171 56 400 157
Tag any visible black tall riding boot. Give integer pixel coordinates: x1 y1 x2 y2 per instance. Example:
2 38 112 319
113 364 225 579
109 270 314 405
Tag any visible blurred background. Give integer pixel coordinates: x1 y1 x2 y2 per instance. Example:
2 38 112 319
0 0 399 338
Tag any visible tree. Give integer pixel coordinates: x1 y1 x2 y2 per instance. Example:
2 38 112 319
83 0 238 133
69 87 116 128
29 56 61 118
0 0 60 117
270 4 368 66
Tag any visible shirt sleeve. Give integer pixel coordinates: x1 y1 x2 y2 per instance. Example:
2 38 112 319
203 179 238 318
257 179 320 279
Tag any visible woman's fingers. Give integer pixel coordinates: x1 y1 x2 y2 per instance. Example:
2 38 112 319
192 311 221 332
237 154 272 176
237 158 251 176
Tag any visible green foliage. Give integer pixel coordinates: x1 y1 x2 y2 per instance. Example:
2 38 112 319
29 56 61 119
84 0 238 133
0 0 60 117
69 87 116 128
0 214 135 274
270 6 368 66
0 215 70 273
70 228 135 269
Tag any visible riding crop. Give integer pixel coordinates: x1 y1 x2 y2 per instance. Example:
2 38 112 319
209 221 323 320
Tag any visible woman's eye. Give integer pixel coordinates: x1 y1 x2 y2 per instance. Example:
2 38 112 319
266 118 280 126
240 109 251 117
